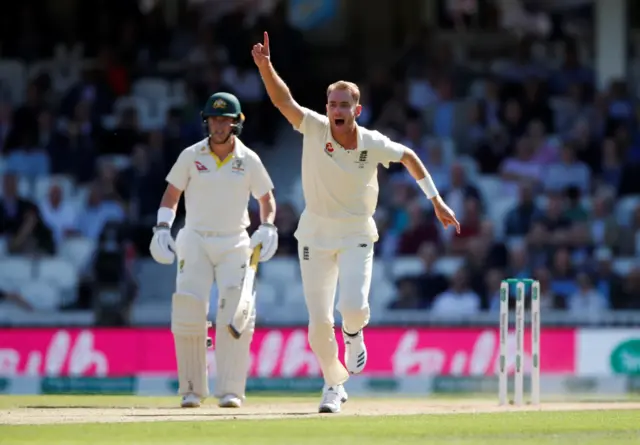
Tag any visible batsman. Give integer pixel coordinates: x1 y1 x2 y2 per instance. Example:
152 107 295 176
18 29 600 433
150 92 278 409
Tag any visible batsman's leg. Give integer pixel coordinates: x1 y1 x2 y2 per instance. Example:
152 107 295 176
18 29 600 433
298 244 349 413
337 242 373 375
172 229 214 407
213 243 253 407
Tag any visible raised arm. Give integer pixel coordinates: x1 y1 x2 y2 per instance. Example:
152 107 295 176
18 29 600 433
252 32 304 129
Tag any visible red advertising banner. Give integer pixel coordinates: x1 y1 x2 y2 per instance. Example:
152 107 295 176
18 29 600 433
0 327 576 377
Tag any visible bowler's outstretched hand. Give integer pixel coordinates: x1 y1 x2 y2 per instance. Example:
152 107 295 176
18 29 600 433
252 32 271 67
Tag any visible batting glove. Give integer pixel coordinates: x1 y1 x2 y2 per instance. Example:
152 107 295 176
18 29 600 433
149 225 177 265
249 223 278 262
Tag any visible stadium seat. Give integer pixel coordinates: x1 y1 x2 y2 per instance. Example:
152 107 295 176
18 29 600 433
434 257 464 277
170 80 187 105
615 195 640 225
19 280 62 310
612 257 638 276
255 282 279 313
0 59 27 105
260 258 300 285
282 281 305 305
59 237 96 271
392 257 424 279
0 256 33 283
37 258 78 290
477 175 502 204
369 277 396 310
132 78 171 102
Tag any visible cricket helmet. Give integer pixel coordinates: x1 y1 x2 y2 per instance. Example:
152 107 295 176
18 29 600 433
201 92 245 136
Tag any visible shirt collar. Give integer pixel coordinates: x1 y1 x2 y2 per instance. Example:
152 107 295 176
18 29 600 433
198 136 247 158
327 125 365 152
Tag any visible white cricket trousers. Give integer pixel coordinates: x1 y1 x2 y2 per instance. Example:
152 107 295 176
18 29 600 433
173 227 253 399
297 241 374 386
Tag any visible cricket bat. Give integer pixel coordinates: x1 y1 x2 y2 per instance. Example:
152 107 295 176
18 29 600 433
227 245 261 339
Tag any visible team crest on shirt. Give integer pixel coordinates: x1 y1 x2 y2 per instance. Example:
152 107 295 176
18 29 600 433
354 150 368 169
195 161 209 173
231 159 245 174
324 142 334 157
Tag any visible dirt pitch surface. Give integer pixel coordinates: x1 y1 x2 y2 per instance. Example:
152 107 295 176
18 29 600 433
2 400 640 425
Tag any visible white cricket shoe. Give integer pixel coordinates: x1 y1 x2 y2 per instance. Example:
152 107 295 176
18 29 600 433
318 385 348 413
343 329 367 374
181 393 201 408
218 394 242 408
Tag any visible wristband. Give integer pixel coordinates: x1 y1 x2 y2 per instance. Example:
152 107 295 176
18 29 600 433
157 207 176 227
417 175 439 199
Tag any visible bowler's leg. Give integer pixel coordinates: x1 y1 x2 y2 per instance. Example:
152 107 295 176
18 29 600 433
214 243 252 407
337 242 374 374
298 244 349 387
172 229 214 406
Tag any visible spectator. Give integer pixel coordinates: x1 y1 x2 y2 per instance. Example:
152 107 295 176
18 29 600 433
520 78 552 130
422 141 451 192
0 173 54 254
593 247 625 309
464 101 489 154
432 78 455 138
431 267 481 317
500 99 527 143
536 192 572 235
545 142 591 194
101 106 140 156
406 66 437 111
564 186 588 223
550 247 578 300
273 202 298 257
388 276 424 310
390 242 448 310
567 272 608 316
0 101 14 154
38 182 78 249
5 126 50 180
568 118 599 172
506 242 532 282
499 137 544 197
597 138 623 192
396 201 440 255
444 162 482 219
75 182 126 241
485 268 505 311
450 197 482 254
589 193 623 252
532 266 565 310
619 266 640 309
528 119 559 165
505 182 540 236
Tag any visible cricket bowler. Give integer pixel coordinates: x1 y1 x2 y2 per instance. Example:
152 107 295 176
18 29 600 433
149 92 278 409
252 32 460 413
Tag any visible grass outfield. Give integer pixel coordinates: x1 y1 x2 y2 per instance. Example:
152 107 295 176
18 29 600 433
1 395 640 445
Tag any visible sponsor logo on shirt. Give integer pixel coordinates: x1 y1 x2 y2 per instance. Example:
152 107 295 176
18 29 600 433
195 161 209 173
324 142 334 157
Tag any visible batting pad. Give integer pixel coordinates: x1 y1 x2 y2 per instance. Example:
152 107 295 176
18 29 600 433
171 293 210 398
214 286 255 399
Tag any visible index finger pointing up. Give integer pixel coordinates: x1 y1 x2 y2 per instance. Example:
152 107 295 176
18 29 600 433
264 31 270 49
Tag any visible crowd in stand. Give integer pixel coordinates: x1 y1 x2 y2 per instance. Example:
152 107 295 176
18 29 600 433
1 2 639 315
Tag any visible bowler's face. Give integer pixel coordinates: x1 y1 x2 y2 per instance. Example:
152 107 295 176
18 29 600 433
326 89 361 135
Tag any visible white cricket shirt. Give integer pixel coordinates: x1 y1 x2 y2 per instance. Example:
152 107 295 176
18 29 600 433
166 137 274 233
293 108 405 248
